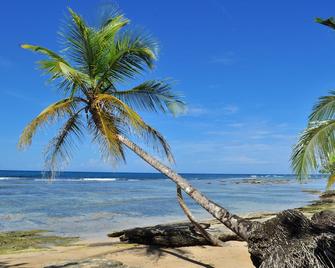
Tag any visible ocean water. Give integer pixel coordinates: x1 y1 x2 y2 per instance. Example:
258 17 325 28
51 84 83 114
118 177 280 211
0 170 327 239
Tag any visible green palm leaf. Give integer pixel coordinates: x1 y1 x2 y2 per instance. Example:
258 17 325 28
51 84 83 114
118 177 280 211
22 43 91 93
291 120 335 180
96 31 157 87
62 8 97 78
309 91 335 121
316 17 335 30
21 44 67 62
111 80 185 115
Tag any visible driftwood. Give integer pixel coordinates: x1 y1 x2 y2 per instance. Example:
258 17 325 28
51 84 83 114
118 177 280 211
107 221 240 247
108 222 211 247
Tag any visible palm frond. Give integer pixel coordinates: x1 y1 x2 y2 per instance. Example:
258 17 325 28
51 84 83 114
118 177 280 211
309 91 335 121
44 112 83 178
38 60 91 88
291 120 335 180
95 93 145 129
112 80 185 115
98 13 129 41
96 31 157 88
22 43 91 94
138 124 174 163
18 98 80 149
21 44 67 63
95 93 174 162
89 105 125 163
61 8 97 79
316 17 335 30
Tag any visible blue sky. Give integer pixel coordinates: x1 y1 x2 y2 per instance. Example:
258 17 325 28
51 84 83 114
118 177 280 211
1 0 335 173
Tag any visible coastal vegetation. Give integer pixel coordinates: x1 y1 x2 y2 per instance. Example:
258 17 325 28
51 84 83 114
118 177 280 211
19 7 335 267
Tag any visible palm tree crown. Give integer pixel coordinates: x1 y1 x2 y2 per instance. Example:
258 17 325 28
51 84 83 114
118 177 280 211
18 8 184 176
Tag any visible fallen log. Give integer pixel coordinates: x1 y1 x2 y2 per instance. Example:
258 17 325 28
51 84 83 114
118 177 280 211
107 222 238 247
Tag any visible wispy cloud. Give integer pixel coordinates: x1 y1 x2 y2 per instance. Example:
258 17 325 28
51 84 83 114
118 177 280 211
184 104 239 117
0 56 13 68
185 106 209 116
3 90 44 106
222 104 239 114
210 51 237 65
167 119 299 173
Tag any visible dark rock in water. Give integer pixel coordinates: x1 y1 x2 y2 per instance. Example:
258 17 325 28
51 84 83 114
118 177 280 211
247 209 335 268
233 178 290 185
108 222 218 247
301 189 322 195
45 259 129 268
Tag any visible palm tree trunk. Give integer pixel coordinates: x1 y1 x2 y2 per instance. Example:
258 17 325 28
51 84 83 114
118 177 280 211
118 134 253 241
176 186 225 246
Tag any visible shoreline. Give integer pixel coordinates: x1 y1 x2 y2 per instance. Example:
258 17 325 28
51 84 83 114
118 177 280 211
1 239 253 268
1 191 334 267
0 210 275 268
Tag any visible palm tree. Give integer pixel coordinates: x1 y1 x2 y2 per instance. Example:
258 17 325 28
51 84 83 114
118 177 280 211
291 17 335 190
19 8 252 241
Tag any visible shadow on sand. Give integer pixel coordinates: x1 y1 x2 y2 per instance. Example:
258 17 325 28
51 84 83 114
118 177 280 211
0 262 29 268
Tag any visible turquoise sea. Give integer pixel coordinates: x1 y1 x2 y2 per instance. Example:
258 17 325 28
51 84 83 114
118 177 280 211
0 170 326 239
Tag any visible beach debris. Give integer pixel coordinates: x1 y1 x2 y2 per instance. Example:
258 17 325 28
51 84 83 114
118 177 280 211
108 222 211 247
108 222 242 247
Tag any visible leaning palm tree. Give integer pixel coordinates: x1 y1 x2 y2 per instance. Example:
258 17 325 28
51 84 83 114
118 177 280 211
20 8 335 267
19 8 251 241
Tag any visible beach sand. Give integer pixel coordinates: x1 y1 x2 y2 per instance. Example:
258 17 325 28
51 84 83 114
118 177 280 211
0 238 254 268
